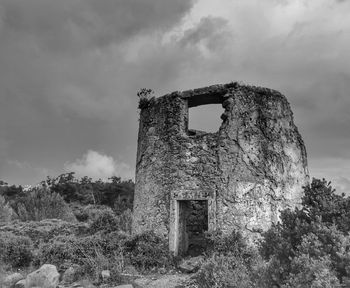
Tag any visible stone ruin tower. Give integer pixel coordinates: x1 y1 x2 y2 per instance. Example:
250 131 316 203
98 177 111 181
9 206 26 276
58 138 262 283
132 82 309 256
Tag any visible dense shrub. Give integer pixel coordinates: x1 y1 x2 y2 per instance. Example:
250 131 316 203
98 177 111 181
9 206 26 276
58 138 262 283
89 209 119 234
195 253 253 288
137 88 154 109
37 232 128 267
0 195 14 223
193 230 266 288
84 206 132 234
72 204 113 223
282 255 341 288
15 187 76 222
123 231 171 271
44 173 134 208
302 178 350 232
0 232 33 268
37 232 128 283
205 229 248 256
117 208 132 234
260 178 350 286
0 219 88 247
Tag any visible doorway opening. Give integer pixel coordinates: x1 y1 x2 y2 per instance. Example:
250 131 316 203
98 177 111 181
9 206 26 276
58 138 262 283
177 200 208 256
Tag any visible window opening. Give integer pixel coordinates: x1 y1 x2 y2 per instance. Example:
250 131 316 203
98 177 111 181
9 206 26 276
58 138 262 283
188 104 223 133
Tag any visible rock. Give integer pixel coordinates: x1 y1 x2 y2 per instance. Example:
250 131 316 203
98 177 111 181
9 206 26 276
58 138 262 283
158 267 167 274
25 264 59 288
112 285 133 288
14 279 26 288
134 274 191 288
123 265 138 275
3 273 24 288
178 256 204 273
100 270 110 282
62 265 81 284
70 279 96 288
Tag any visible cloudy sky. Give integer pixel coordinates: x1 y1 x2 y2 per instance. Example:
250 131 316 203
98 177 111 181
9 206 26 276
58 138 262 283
0 0 349 194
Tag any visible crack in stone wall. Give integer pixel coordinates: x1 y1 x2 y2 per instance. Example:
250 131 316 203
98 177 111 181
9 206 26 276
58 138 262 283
132 82 309 253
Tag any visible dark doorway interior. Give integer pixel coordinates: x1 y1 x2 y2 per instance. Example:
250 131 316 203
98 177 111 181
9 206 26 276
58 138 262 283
178 200 208 256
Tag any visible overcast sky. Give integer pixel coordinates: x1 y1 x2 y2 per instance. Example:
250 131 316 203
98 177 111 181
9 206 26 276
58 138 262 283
0 0 349 194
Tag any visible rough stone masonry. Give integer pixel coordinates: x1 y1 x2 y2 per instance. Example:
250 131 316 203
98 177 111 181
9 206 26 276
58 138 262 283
132 82 309 255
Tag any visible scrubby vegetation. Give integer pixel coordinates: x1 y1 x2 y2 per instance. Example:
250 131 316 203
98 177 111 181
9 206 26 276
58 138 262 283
1 176 350 287
0 173 173 285
0 232 33 268
0 195 14 223
190 178 350 287
0 173 138 285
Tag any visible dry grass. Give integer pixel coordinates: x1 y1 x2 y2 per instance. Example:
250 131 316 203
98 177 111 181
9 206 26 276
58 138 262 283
70 240 125 284
0 262 34 288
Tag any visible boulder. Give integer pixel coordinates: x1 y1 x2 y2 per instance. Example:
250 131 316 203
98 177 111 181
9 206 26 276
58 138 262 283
101 270 110 282
178 256 204 273
3 273 24 288
14 280 26 288
69 279 96 288
62 265 81 284
25 264 59 288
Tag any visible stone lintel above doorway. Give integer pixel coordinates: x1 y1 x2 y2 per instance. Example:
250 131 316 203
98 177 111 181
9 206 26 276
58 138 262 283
171 190 211 200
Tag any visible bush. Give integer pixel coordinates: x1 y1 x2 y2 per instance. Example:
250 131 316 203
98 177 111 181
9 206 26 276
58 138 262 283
87 207 132 235
137 88 154 109
0 219 88 247
36 232 128 284
282 255 341 288
15 187 76 222
260 178 350 286
72 204 113 223
116 209 132 234
89 209 119 234
0 232 33 268
123 231 171 271
195 253 253 288
0 195 14 223
193 230 267 288
205 229 248 256
37 232 128 270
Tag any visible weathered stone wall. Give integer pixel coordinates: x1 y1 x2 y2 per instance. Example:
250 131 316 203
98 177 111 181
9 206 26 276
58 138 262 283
132 82 309 253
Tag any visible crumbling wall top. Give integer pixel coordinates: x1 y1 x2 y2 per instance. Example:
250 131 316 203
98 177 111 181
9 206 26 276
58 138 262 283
140 82 288 110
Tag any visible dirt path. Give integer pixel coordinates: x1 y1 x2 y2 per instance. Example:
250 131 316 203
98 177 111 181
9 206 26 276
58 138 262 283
132 273 192 288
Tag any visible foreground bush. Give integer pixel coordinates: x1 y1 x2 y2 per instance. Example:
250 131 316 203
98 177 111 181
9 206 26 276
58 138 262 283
0 195 14 223
89 208 132 234
195 253 253 288
0 232 33 268
72 204 113 223
260 178 350 286
0 219 88 247
37 232 128 267
15 187 76 222
89 208 120 234
205 229 249 256
282 254 341 288
123 231 171 271
36 231 129 284
193 230 268 288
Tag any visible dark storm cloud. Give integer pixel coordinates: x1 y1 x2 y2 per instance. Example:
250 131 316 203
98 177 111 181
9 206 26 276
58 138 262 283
0 0 197 184
0 0 195 52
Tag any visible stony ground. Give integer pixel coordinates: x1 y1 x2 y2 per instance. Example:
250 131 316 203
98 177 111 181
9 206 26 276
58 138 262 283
132 273 192 288
1 265 197 288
